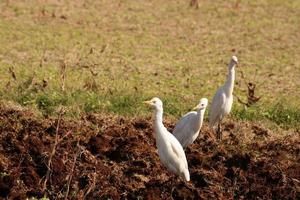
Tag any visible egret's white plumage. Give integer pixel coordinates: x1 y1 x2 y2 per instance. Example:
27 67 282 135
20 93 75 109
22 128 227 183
144 97 190 181
209 56 238 139
173 98 208 148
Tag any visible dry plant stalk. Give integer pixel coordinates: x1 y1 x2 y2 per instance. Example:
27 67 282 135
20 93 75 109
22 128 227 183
235 69 261 107
76 145 98 199
42 78 48 89
64 141 80 200
245 82 261 105
5 81 11 90
42 107 65 192
83 69 99 91
84 171 97 199
39 50 47 68
234 0 241 9
60 59 67 92
9 67 16 80
190 0 199 9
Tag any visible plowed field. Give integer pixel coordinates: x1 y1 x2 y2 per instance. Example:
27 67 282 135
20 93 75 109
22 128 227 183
0 105 299 199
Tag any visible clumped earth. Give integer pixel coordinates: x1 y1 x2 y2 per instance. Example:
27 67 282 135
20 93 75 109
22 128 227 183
0 105 299 199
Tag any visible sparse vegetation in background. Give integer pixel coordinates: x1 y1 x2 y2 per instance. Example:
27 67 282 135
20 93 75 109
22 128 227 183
0 0 299 129
233 101 300 129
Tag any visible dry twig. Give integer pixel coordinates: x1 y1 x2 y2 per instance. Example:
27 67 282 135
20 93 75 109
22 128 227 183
64 141 80 200
84 171 97 199
42 107 65 192
235 68 262 107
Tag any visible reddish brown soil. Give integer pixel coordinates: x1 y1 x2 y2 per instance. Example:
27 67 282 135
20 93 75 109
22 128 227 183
0 106 299 199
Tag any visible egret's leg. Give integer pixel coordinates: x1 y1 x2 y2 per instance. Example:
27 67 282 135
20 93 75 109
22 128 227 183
217 121 222 140
170 176 176 199
184 180 194 191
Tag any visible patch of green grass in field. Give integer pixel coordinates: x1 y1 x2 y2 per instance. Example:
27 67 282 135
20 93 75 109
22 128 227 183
263 102 300 129
0 0 299 129
232 101 300 129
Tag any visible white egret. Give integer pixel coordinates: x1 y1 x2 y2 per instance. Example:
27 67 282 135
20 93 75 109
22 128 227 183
173 98 208 148
144 97 190 181
209 56 238 140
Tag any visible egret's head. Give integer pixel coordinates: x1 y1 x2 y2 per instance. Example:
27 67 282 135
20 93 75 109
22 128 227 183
232 56 238 63
229 56 238 69
193 98 208 110
144 97 163 111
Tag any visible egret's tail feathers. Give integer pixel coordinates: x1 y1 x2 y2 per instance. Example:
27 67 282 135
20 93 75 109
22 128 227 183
209 115 216 127
182 170 190 182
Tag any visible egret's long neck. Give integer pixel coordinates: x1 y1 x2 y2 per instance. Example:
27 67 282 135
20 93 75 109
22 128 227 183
224 66 235 96
154 108 168 141
195 109 205 130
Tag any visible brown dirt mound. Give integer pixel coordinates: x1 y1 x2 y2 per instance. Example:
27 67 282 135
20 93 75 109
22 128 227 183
0 106 299 199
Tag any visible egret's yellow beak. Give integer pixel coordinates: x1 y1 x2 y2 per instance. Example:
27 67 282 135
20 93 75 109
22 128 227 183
144 100 152 105
193 105 200 110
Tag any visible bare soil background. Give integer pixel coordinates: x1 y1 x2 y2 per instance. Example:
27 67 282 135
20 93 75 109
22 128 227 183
0 105 299 199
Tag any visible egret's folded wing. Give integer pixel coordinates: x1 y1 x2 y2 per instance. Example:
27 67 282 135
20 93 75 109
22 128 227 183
173 112 197 145
168 134 188 169
209 88 226 128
